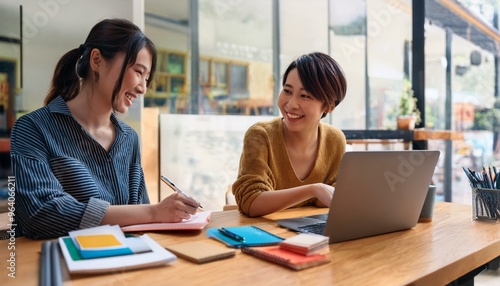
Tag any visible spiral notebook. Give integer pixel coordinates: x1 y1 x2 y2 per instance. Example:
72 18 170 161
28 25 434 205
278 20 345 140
121 211 211 232
206 225 284 248
242 246 330 271
166 241 235 264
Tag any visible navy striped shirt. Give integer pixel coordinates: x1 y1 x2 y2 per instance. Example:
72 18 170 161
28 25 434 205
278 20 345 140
10 96 149 239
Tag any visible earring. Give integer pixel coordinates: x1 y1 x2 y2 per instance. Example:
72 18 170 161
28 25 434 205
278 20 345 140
94 71 99 82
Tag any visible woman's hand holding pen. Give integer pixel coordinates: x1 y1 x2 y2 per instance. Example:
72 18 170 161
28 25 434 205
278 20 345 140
152 192 201 222
160 175 204 210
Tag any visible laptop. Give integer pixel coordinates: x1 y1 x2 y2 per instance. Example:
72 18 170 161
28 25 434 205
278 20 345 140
276 150 440 243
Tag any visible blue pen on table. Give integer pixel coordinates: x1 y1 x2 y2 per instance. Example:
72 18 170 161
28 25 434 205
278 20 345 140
160 175 203 209
218 227 245 242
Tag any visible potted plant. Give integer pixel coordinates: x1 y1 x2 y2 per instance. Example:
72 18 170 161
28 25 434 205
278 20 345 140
397 78 421 130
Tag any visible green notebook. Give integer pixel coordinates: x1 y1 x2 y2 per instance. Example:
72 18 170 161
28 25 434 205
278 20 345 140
206 226 283 248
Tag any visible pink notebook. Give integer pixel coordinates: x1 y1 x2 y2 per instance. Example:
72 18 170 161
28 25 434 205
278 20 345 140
121 211 211 232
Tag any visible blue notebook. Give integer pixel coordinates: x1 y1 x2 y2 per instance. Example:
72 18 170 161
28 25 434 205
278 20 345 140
206 226 284 248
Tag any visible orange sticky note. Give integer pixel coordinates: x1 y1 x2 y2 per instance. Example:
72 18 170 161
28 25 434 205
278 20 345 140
75 234 123 249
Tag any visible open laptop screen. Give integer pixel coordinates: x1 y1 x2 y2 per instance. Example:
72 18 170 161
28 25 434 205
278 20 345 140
276 150 440 243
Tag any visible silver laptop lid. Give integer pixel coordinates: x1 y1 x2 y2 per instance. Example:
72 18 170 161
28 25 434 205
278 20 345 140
324 150 440 243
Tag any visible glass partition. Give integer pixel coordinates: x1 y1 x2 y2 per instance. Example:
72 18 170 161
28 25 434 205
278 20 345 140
199 0 273 115
145 0 274 116
144 0 190 113
425 16 497 204
329 0 367 129
0 1 21 134
366 0 412 130
279 0 329 72
425 23 447 130
0 0 20 180
329 0 412 130
147 0 500 208
451 32 495 203
159 114 273 210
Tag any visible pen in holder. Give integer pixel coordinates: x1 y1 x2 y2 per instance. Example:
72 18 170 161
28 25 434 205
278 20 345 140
472 187 500 223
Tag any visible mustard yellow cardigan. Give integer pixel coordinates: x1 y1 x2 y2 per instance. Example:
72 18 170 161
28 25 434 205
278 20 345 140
232 117 346 215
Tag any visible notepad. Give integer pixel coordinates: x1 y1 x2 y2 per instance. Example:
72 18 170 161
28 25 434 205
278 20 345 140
279 233 329 256
121 210 211 232
69 225 138 259
206 225 284 248
76 234 122 248
242 246 330 271
59 234 176 274
166 241 235 264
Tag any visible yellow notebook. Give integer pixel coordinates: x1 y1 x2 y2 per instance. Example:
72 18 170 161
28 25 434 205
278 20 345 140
75 234 124 248
166 241 235 264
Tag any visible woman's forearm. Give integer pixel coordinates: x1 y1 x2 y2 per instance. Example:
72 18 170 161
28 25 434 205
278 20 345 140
247 185 316 217
100 192 200 226
101 204 155 226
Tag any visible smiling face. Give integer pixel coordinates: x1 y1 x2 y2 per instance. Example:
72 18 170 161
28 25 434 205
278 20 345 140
278 68 328 133
94 47 152 114
113 47 152 113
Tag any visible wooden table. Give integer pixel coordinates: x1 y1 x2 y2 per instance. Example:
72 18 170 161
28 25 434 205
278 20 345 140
1 202 499 286
413 129 464 140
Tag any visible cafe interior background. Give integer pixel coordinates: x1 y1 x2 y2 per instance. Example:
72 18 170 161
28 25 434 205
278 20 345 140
0 0 500 212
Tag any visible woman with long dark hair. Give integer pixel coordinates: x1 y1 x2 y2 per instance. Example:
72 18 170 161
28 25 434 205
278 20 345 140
11 19 200 239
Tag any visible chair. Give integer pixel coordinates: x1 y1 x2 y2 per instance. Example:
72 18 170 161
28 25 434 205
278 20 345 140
0 229 7 240
0 212 9 240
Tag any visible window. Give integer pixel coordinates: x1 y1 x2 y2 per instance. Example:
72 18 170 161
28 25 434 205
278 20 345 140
199 57 250 111
145 50 187 110
229 64 248 99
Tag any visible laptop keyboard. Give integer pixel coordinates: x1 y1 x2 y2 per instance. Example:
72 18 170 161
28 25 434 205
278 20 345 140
298 222 326 235
306 213 328 221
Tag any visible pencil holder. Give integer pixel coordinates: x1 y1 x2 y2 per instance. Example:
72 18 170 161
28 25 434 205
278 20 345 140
472 187 500 222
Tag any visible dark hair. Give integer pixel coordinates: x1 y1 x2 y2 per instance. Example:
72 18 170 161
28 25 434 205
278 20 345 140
282 52 347 115
45 18 157 106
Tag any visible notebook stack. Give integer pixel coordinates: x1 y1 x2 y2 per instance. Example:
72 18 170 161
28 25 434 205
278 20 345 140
57 225 176 274
279 233 330 256
241 233 330 271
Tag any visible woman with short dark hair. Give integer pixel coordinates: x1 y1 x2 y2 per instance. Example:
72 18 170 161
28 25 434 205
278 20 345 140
232 52 347 217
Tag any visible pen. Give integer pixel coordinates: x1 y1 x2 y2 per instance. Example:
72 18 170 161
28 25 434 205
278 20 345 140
218 227 245 242
160 175 203 209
